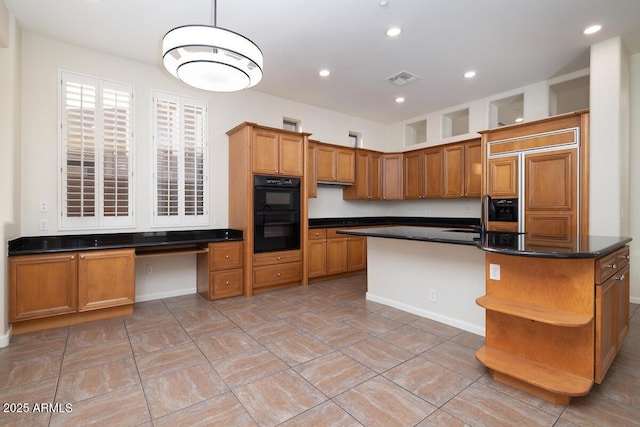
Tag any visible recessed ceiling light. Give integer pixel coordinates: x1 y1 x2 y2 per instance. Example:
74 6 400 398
379 1 389 7
395 97 405 103
319 69 330 77
464 70 476 79
386 27 402 37
583 24 602 35
514 117 524 123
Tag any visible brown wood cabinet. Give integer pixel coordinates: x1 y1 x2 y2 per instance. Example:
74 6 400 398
197 241 244 300
487 156 518 198
443 139 481 198
227 122 310 296
252 249 302 290
307 227 366 279
9 249 135 323
252 127 304 176
381 153 403 200
403 147 443 199
476 245 631 404
77 249 136 312
343 149 382 200
315 142 355 184
307 141 317 198
595 246 630 383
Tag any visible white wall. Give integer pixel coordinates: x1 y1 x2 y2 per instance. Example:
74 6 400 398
629 52 640 304
0 10 21 347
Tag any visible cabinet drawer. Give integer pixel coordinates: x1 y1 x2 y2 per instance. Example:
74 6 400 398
210 241 243 270
253 249 301 266
308 228 327 240
327 227 352 239
211 269 243 299
253 262 302 288
596 246 629 285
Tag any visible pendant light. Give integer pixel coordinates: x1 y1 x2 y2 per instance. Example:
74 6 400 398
162 0 263 92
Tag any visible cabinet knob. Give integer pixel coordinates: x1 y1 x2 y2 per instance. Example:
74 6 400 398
70 255 75 260
225 281 230 286
277 256 281 260
225 255 230 259
619 254 630 260
277 272 281 277
616 274 625 281
606 263 617 269
80 255 85 260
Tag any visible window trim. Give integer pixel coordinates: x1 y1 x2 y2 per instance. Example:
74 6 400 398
58 70 135 230
151 91 209 227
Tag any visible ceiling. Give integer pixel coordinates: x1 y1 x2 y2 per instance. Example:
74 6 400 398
5 0 640 124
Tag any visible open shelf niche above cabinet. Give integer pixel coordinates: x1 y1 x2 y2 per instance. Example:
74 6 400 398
489 93 524 128
405 118 427 146
549 75 590 116
442 108 469 138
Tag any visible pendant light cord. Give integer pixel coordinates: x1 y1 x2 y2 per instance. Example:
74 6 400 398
211 0 217 26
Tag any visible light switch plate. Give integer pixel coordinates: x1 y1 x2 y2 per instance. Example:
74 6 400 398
489 263 501 280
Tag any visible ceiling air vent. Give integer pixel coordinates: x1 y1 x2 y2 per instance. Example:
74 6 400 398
386 71 420 86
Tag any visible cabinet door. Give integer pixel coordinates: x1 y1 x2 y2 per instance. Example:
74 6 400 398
615 264 630 351
443 144 464 198
278 133 304 176
252 129 280 174
524 149 577 245
77 249 135 312
347 236 366 272
211 269 243 300
307 141 317 198
316 144 336 181
488 156 518 198
307 239 327 278
381 154 403 200
346 150 370 199
464 140 482 197
424 148 443 199
369 152 382 200
595 276 617 383
403 151 422 200
326 238 348 275
336 148 355 183
9 253 78 321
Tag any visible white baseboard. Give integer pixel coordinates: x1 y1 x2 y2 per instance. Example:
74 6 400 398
366 292 486 337
631 296 640 305
0 326 13 348
135 288 196 303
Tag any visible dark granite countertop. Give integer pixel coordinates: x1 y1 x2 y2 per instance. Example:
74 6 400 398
8 229 243 256
337 226 632 258
338 226 480 246
309 216 480 230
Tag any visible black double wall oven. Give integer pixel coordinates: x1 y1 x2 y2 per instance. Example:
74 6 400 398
253 175 301 254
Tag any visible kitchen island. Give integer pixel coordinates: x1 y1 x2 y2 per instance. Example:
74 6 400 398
339 226 632 404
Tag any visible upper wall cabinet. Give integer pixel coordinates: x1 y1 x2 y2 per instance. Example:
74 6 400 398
403 147 442 200
443 139 481 198
252 128 304 177
343 149 382 200
315 142 355 184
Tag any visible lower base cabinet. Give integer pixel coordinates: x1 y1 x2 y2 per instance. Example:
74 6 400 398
197 241 244 300
252 249 302 290
9 249 135 323
308 227 366 279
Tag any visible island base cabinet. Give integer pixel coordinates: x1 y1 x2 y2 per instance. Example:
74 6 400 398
477 246 631 403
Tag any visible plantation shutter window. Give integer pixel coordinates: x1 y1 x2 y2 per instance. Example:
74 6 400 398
60 72 134 229
153 92 209 226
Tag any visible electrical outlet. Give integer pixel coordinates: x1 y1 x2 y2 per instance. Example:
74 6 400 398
429 288 437 302
39 219 48 231
40 200 48 213
146 264 153 274
489 263 501 280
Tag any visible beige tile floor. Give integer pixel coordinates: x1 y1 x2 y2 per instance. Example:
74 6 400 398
1 274 639 426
